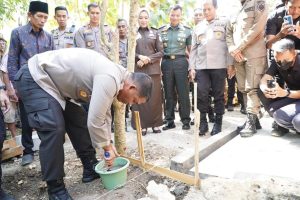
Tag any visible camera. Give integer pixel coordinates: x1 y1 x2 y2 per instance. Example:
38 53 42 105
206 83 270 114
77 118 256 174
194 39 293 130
267 79 276 89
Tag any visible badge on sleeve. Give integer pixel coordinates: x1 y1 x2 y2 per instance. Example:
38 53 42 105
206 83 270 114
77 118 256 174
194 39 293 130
256 1 265 12
77 87 91 102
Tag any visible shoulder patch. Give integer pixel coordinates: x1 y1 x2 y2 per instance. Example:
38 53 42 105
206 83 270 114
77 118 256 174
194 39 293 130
256 1 265 12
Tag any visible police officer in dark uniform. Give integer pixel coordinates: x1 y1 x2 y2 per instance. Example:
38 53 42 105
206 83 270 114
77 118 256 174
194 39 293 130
159 5 191 130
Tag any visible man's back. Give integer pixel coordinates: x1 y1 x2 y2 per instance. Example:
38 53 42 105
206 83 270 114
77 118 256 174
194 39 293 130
28 48 126 107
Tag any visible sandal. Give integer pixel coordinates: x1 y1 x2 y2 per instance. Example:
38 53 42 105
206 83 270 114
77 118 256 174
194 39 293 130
142 128 147 136
152 127 161 133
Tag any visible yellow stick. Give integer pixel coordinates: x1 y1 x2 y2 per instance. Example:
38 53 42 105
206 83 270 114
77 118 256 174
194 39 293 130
123 156 196 185
134 111 146 168
193 82 200 188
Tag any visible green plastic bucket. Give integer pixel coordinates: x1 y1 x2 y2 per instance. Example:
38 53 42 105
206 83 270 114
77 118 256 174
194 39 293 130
95 157 130 190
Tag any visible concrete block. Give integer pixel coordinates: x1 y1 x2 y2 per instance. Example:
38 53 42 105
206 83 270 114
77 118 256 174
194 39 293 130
170 127 238 173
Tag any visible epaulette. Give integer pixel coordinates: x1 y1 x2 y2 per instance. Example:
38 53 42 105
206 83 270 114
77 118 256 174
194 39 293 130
183 25 191 29
151 27 158 30
158 25 167 31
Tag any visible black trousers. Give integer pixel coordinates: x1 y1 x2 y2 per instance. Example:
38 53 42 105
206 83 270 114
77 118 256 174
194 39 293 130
0 110 6 186
227 76 243 105
15 66 95 181
19 99 34 155
196 69 227 115
161 57 191 124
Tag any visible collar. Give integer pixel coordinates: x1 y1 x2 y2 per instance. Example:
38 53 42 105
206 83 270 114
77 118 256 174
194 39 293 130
138 26 150 31
26 22 44 34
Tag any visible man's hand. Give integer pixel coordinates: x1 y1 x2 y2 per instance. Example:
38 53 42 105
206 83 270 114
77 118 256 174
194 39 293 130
138 55 151 65
230 48 245 63
281 22 294 36
227 65 236 79
7 87 18 102
292 21 300 39
0 90 10 114
137 60 144 68
188 69 196 82
263 83 287 99
103 144 120 167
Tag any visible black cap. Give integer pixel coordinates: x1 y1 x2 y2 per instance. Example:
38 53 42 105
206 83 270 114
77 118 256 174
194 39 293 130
29 1 48 14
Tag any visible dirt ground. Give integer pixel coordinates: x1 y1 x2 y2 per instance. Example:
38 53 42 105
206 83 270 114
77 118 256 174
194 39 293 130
2 110 300 200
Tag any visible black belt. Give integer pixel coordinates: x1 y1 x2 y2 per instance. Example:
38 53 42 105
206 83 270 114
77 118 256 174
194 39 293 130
163 55 185 60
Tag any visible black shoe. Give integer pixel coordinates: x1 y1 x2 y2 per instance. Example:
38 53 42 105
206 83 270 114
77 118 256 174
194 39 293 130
199 113 208 136
237 115 261 132
47 180 73 200
240 113 257 137
0 188 15 200
182 124 190 130
80 156 100 183
49 189 73 200
163 119 167 124
271 122 289 137
142 128 147 136
240 105 247 115
190 118 195 125
162 122 176 130
211 115 223 136
152 127 161 133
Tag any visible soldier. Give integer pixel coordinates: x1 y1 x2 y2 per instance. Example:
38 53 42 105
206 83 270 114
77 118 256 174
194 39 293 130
226 0 268 137
51 6 75 49
159 5 191 130
74 2 112 57
7 1 54 166
189 0 233 136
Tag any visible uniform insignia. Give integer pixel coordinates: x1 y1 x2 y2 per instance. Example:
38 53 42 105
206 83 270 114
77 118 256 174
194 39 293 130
197 34 204 43
256 1 265 12
79 90 87 98
215 31 222 39
77 88 90 102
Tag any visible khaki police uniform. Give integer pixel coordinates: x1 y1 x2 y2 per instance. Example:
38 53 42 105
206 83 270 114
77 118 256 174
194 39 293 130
190 17 233 115
14 48 128 181
51 25 76 50
226 0 268 115
74 24 112 57
159 24 191 126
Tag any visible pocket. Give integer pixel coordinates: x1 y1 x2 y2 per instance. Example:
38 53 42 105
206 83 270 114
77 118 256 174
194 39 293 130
25 98 57 131
213 27 225 40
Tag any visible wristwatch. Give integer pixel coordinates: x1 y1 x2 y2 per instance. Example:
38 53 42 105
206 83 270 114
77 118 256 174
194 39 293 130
284 88 290 97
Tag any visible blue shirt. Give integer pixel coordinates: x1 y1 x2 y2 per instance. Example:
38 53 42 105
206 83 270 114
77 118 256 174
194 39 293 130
7 22 54 82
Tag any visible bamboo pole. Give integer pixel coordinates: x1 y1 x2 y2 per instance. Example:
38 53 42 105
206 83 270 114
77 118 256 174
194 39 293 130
134 111 146 168
193 82 200 188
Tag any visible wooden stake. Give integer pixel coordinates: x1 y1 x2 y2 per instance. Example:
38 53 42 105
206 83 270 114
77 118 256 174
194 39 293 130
134 111 146 168
193 82 200 188
123 156 196 185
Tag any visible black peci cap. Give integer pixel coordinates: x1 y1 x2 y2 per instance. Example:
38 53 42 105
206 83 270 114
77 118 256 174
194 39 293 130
29 1 48 14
